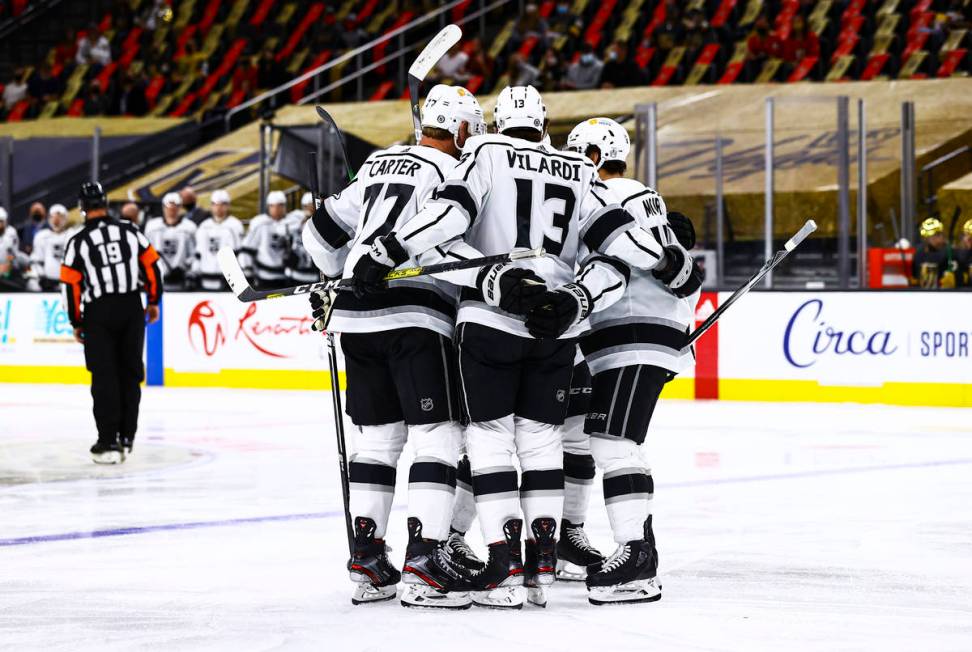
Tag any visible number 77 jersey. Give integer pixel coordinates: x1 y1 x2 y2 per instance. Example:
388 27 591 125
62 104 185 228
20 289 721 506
302 144 461 337
395 133 668 338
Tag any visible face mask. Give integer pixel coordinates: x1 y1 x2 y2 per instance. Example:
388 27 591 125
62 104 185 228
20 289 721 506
580 53 595 65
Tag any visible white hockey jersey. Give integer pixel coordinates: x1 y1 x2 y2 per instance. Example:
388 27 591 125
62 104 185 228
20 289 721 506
0 226 24 275
144 216 197 288
240 214 293 283
394 133 668 339
581 177 700 375
193 216 244 290
302 144 460 337
30 226 78 287
287 217 318 283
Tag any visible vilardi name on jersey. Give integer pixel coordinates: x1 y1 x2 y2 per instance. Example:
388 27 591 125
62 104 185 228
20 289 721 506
581 177 698 375
302 144 461 338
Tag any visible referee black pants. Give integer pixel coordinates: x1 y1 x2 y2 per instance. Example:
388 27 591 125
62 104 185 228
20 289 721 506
83 293 146 445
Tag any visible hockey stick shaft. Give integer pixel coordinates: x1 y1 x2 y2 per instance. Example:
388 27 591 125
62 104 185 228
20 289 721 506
315 106 354 183
685 219 817 347
326 331 355 557
407 24 462 142
217 245 545 302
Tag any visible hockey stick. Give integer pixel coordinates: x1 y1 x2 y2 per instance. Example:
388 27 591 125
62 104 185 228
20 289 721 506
315 106 354 183
685 219 817 348
307 148 355 557
218 246 545 302
407 24 462 143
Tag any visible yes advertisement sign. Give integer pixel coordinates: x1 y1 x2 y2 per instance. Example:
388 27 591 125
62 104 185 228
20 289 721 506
719 292 972 384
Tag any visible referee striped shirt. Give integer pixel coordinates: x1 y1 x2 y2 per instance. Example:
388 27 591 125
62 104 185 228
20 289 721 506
59 215 163 327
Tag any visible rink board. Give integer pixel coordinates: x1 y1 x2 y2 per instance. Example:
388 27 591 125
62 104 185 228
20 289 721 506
1 291 969 406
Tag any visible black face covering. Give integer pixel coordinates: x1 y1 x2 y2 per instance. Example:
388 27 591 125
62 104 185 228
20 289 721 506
31 212 44 223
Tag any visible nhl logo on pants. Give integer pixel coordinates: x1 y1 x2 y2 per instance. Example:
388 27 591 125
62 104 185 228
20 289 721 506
556 389 566 403
420 398 434 412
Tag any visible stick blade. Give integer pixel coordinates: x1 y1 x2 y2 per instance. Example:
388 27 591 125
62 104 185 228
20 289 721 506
407 24 462 80
217 246 250 300
315 105 333 125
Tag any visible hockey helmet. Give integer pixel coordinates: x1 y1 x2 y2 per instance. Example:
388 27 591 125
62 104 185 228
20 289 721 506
963 218 972 237
79 182 107 212
211 189 231 205
493 85 546 134
300 192 314 207
162 192 182 207
919 217 944 238
422 84 486 141
49 203 68 216
266 190 287 207
0 206 8 223
565 117 630 169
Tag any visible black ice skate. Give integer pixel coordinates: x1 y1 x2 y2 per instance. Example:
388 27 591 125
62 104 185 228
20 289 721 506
120 436 134 457
524 517 558 607
445 528 486 574
471 519 525 610
90 440 124 465
556 520 605 581
401 518 473 610
348 516 399 605
585 515 661 606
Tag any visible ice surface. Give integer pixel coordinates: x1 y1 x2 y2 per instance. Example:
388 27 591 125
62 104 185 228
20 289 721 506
2 384 971 651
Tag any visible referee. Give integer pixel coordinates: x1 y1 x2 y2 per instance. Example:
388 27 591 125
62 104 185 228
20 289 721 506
60 182 163 464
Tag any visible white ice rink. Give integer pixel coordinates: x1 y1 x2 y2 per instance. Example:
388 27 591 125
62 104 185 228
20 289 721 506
2 384 971 652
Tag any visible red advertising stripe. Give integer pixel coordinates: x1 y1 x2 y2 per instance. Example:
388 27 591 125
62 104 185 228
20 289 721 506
694 292 719 399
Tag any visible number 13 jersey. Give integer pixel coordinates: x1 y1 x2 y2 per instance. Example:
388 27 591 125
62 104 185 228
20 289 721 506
302 144 460 337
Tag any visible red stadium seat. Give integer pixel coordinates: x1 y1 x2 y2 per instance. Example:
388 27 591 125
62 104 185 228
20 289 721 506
860 53 890 80
635 45 655 70
466 74 484 94
718 60 744 84
290 50 332 103
6 100 29 121
145 75 166 107
95 62 118 91
374 12 416 74
451 0 473 23
787 55 818 82
937 49 967 77
249 0 276 26
643 1 666 39
67 98 85 117
518 35 539 58
276 3 324 62
169 92 198 117
369 80 395 101
711 0 737 29
199 0 223 34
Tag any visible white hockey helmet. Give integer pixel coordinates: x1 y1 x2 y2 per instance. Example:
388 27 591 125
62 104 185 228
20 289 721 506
494 85 546 134
162 192 182 207
300 191 314 207
0 207 7 223
49 203 68 216
421 84 486 140
211 189 231 205
266 190 287 207
566 117 630 169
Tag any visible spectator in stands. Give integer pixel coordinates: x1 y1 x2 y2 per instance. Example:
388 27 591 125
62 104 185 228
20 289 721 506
2 67 28 109
233 55 259 97
912 217 957 289
747 13 783 78
120 202 143 229
538 47 568 92
564 43 604 90
138 0 170 31
256 46 286 90
600 41 645 88
109 73 149 117
180 187 209 225
76 24 112 68
548 1 574 34
432 43 470 83
655 0 685 58
27 63 62 104
512 3 550 51
18 202 46 254
55 28 79 67
502 53 540 88
83 80 110 116
176 35 208 79
465 37 493 79
340 13 368 50
782 14 820 70
682 8 717 65
957 218 972 286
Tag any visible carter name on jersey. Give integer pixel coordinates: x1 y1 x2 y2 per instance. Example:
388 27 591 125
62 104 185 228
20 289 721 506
368 158 422 178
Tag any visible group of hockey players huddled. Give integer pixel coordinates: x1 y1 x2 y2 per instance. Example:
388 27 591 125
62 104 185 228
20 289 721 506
0 187 318 293
300 83 704 610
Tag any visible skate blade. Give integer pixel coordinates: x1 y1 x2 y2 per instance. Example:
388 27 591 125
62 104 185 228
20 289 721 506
527 586 546 608
351 583 397 605
472 586 524 610
556 559 588 582
91 451 123 465
588 578 662 606
400 585 471 610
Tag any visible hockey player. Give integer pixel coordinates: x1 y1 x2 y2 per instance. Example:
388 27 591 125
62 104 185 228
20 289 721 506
144 192 197 291
302 84 488 609
350 86 702 608
287 194 318 284
560 116 703 605
30 204 77 291
240 191 292 289
191 190 244 291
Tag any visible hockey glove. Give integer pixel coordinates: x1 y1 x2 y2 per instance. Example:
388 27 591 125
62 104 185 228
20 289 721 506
525 283 593 339
308 287 335 332
350 233 409 298
653 244 704 298
666 211 696 250
476 263 548 314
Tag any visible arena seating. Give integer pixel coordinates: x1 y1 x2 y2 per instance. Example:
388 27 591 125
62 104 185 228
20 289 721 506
1 0 968 124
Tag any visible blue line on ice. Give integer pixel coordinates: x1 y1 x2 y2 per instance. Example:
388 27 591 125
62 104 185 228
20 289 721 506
3 457 970 548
